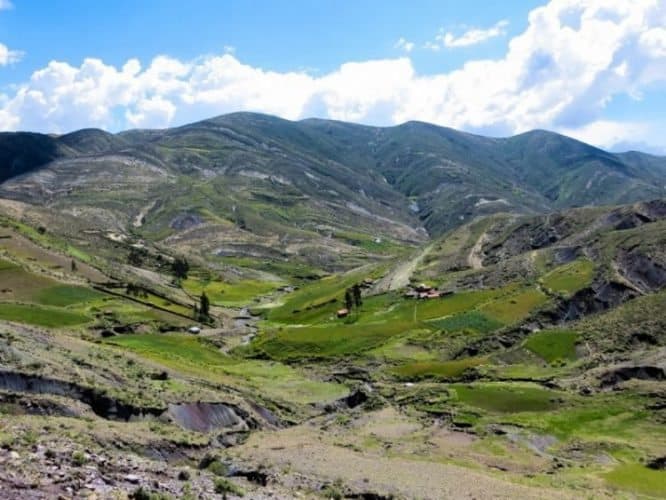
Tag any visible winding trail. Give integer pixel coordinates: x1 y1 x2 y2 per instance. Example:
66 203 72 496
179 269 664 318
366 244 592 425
133 200 157 228
468 230 487 270
372 244 433 293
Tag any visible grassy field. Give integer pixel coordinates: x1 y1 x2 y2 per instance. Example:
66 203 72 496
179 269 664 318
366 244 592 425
523 329 578 363
107 333 347 404
265 267 382 323
33 285 105 307
256 282 552 360
427 311 503 334
451 383 560 413
603 463 666 497
541 258 595 296
393 357 488 380
480 287 549 324
183 277 282 307
0 303 90 327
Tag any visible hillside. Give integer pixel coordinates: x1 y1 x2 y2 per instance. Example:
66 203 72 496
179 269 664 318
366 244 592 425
1 113 665 277
1 115 666 498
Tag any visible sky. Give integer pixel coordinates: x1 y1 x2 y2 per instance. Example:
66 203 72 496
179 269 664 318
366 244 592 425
0 0 665 153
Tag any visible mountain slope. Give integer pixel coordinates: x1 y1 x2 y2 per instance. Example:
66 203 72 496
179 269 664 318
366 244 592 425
1 112 665 274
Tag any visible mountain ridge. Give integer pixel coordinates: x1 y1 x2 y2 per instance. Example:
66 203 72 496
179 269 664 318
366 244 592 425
1 112 665 272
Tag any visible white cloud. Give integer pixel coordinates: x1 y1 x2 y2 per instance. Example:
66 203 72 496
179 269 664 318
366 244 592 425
0 42 22 64
0 0 12 10
440 20 509 48
394 37 415 53
0 0 665 152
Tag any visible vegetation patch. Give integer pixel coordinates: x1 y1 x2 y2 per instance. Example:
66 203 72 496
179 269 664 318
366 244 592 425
33 285 105 307
183 277 282 307
541 258 595 296
107 334 347 404
0 303 90 327
523 329 578 363
452 383 559 413
480 287 549 324
603 463 666 497
255 320 421 359
394 357 487 380
427 311 503 334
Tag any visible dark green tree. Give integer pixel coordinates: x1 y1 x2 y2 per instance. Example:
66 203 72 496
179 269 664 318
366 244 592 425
352 284 363 308
199 292 210 319
172 256 189 280
344 289 353 311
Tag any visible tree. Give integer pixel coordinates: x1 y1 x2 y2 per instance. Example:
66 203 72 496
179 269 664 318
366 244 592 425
344 289 353 311
199 292 210 319
172 257 189 280
352 284 363 308
127 247 145 266
70 259 77 272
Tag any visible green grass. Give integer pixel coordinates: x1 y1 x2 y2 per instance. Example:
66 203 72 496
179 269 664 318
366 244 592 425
0 258 17 270
33 285 105 307
107 334 347 404
255 319 422 360
183 277 282 307
480 287 549 324
427 311 503 334
0 303 90 327
394 357 488 380
523 329 578 363
266 267 382 323
257 283 551 360
604 463 666 497
541 258 595 296
452 383 559 413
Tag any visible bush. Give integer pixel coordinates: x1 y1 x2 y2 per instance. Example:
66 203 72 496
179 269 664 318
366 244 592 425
71 450 87 466
213 478 245 497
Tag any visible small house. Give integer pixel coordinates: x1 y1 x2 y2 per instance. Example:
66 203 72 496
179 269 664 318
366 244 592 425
337 308 350 318
415 283 433 293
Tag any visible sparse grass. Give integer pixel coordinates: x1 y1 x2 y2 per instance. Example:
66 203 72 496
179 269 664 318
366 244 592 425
0 303 90 327
523 329 578 363
107 333 347 404
541 258 595 296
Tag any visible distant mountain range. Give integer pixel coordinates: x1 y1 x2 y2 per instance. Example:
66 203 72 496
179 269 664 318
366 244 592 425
1 112 665 269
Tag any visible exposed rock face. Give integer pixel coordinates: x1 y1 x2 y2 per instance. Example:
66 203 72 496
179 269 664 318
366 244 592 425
0 370 164 421
169 212 204 231
167 402 252 433
617 252 666 292
600 366 666 387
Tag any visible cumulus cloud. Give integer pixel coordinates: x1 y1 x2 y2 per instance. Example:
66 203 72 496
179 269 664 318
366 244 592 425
439 20 509 48
394 37 415 53
0 0 665 152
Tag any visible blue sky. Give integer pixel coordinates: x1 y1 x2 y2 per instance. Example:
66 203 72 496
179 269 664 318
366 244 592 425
0 0 664 153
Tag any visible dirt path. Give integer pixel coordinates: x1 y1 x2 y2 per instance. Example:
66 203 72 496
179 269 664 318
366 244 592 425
468 230 487 270
133 200 157 228
372 244 433 293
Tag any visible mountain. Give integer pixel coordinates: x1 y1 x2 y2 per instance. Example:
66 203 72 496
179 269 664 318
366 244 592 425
1 118 666 500
1 112 665 275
